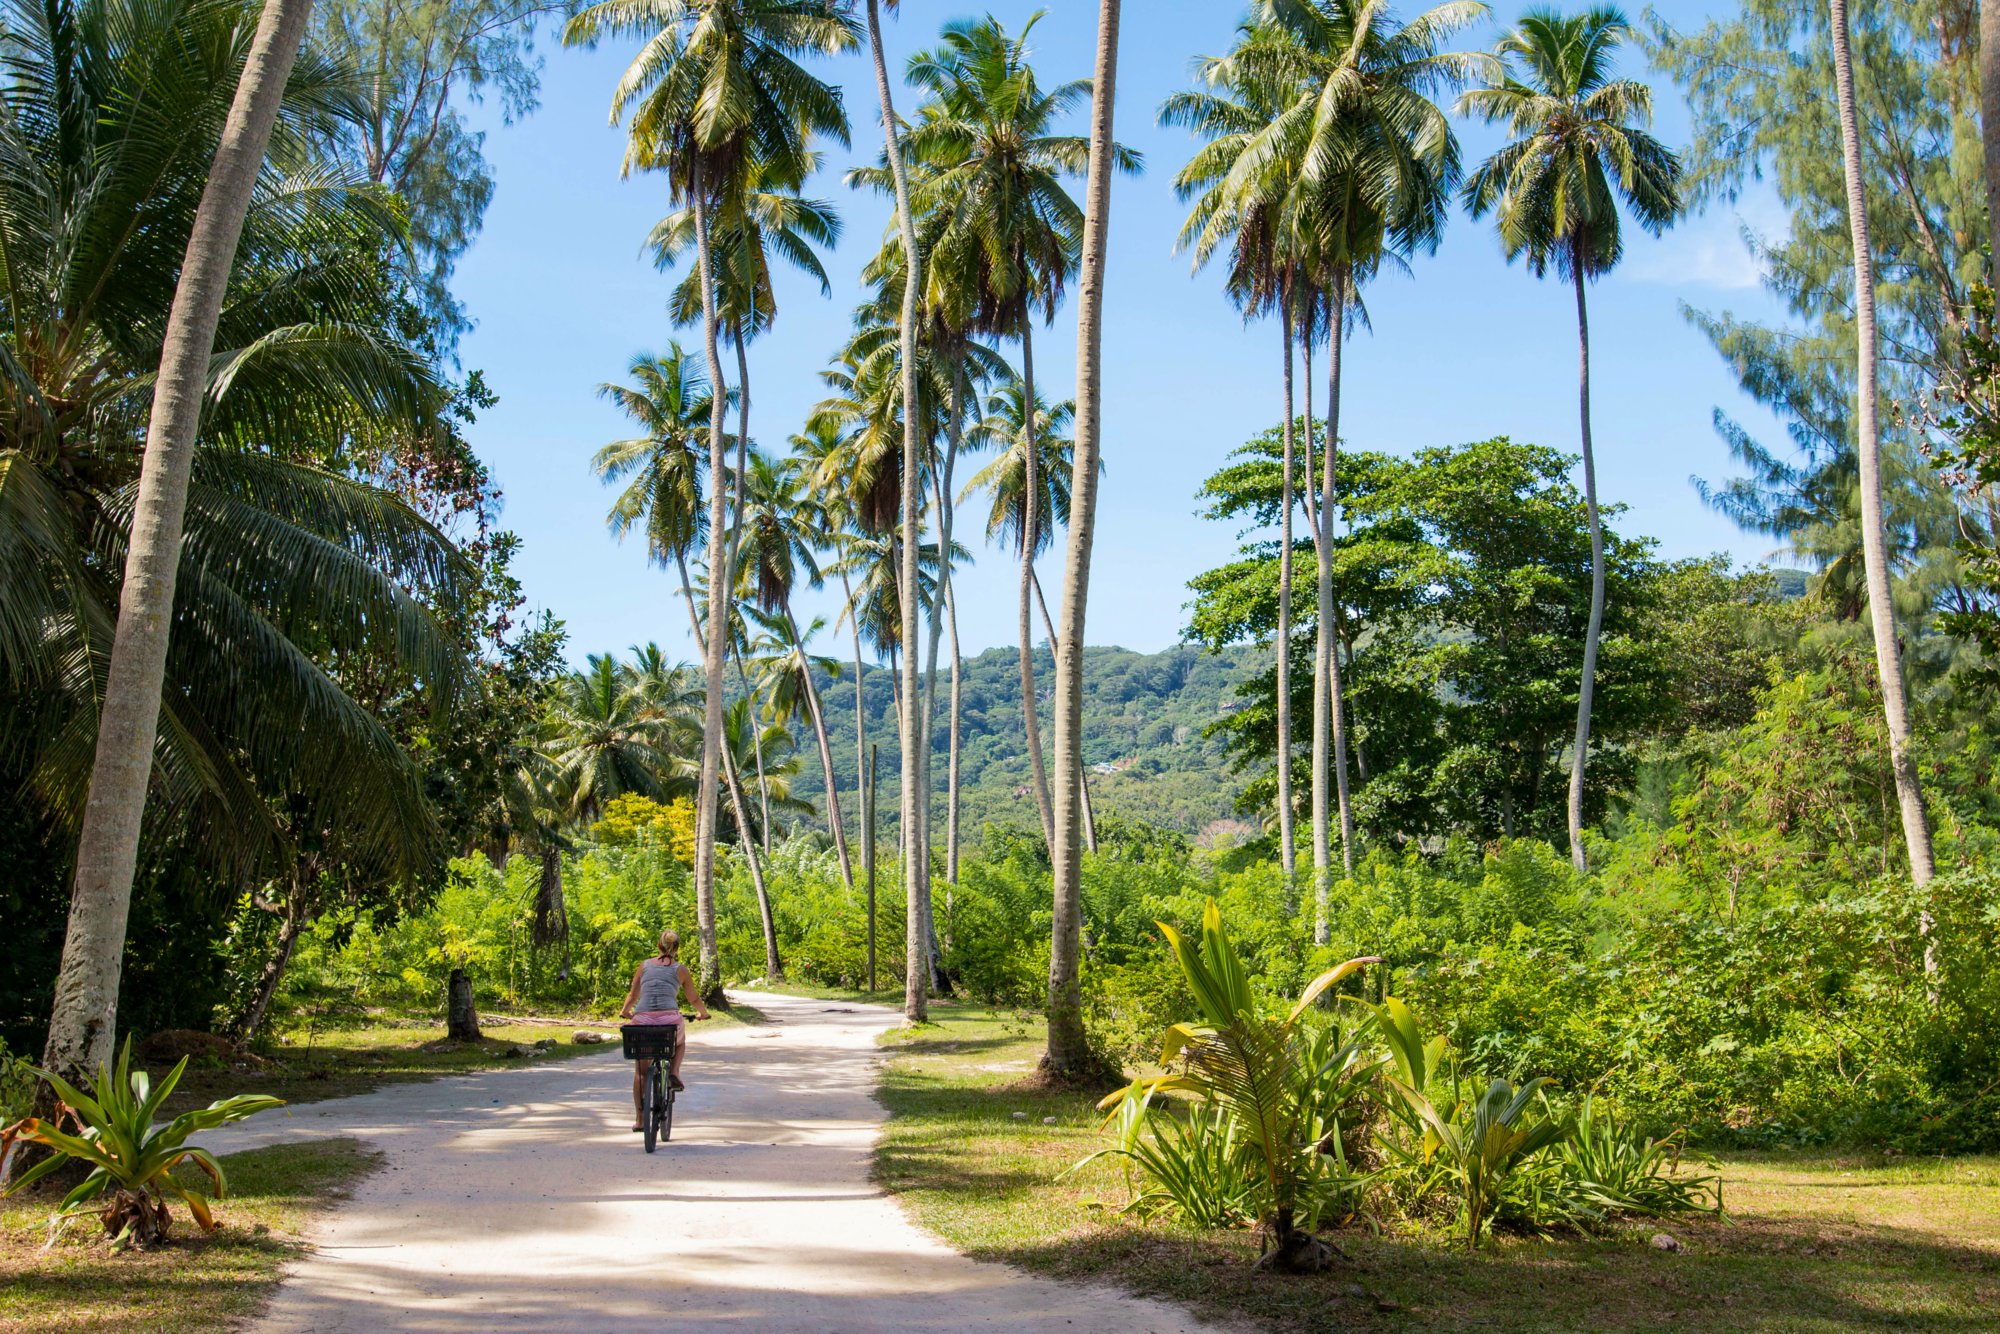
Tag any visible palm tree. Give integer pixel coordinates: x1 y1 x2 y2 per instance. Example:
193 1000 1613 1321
592 345 715 569
1162 41 1306 902
856 0 932 1023
1460 5 1681 873
1043 0 1124 1082
1825 0 1938 888
20 0 459 1094
721 695 800 979
563 0 856 998
1239 0 1484 938
544 654 688 823
900 13 1136 863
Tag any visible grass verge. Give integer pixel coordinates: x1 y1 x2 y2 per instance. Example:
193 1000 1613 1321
0 1138 377 1332
875 1003 2000 1332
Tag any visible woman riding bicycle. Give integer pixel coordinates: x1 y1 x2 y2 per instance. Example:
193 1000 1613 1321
618 929 710 1132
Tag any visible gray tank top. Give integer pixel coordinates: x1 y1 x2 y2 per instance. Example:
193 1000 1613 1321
636 958 685 1013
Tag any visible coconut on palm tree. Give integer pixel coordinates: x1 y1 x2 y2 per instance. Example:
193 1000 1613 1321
1459 4 1682 872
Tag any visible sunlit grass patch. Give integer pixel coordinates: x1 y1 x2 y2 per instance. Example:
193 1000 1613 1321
0 1138 376 1333
875 1003 2000 1331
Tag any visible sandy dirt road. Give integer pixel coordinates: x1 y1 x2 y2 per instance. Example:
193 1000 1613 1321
201 990 1228 1332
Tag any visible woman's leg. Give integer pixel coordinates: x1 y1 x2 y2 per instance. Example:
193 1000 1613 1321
670 1022 686 1083
631 1059 648 1127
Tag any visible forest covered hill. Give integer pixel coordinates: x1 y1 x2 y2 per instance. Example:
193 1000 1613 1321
792 641 1263 842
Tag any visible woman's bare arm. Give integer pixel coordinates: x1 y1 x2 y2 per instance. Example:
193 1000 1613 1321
619 965 645 1019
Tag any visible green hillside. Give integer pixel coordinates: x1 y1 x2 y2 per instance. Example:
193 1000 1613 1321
793 641 1263 842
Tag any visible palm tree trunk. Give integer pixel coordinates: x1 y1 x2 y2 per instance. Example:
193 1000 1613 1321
721 742 783 981
943 363 967 889
1276 303 1299 911
1565 246 1604 875
1302 322 1330 943
864 0 928 1022
788 608 854 888
675 558 779 982
1033 572 1098 854
732 325 771 858
34 0 319 1105
841 566 867 859
689 161 730 1003
1043 0 1120 1081
1831 0 1938 898
1018 315 1057 849
1324 289 1356 882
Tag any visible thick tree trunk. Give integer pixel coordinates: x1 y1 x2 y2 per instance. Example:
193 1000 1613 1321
447 969 481 1042
689 164 730 1002
864 0 928 1022
1017 316 1057 850
35 0 319 1113
1044 0 1120 1082
789 608 854 888
532 846 567 948
1276 306 1299 911
1831 0 1938 893
1565 248 1604 874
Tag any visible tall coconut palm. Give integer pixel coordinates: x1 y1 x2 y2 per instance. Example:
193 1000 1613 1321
855 0 932 1022
592 345 715 569
1162 42 1306 899
1460 5 1681 873
1825 0 1938 886
27 0 453 1092
1240 0 1485 938
1043 0 1124 1082
900 13 1136 861
563 0 856 998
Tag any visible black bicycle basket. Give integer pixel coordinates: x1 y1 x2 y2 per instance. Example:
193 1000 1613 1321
620 1025 679 1060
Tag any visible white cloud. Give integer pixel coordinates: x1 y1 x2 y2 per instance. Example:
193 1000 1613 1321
1626 192 1789 292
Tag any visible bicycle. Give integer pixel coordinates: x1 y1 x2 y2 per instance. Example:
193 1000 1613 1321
620 1023 682 1152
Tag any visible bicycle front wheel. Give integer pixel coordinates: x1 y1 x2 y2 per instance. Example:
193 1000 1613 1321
641 1067 658 1154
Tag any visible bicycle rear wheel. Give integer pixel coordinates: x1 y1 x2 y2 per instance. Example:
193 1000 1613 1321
658 1073 674 1143
641 1067 658 1154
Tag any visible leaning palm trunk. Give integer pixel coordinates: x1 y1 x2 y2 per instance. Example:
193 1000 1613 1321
1018 315 1057 849
1276 305 1299 909
1043 0 1121 1081
1322 292 1356 882
674 557 781 982
787 607 854 888
722 745 783 980
689 164 730 1001
864 0 928 1021
1033 573 1098 853
36 0 319 1105
230 866 314 1043
733 327 772 857
1564 245 1604 874
941 366 967 889
1830 0 1937 894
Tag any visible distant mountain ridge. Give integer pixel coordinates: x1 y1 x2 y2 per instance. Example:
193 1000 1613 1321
792 641 1264 841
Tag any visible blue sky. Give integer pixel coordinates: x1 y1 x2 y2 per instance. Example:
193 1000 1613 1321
450 0 1790 668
